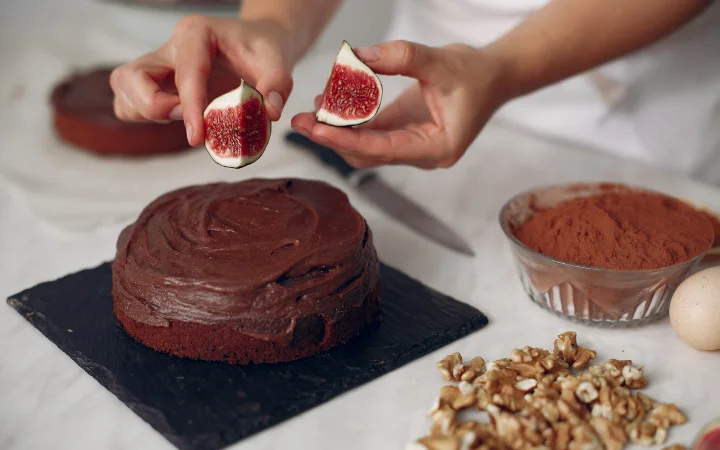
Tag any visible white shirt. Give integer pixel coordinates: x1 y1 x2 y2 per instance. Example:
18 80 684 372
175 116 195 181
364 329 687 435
385 0 720 183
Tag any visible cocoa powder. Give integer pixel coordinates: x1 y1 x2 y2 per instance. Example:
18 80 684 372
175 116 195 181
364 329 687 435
514 191 714 270
699 209 720 248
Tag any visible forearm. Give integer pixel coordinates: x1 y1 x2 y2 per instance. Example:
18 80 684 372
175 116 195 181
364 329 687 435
487 0 710 99
240 0 343 64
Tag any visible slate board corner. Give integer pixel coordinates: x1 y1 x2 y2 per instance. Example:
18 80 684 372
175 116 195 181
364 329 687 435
8 261 488 450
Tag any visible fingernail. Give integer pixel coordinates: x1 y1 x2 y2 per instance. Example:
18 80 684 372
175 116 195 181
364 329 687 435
267 91 284 114
169 104 183 121
186 123 194 144
354 46 380 62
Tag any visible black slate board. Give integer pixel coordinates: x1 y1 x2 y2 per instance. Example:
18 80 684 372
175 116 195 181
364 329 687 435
7 262 488 450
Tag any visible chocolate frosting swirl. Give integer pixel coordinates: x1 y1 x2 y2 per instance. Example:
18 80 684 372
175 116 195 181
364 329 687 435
112 179 379 344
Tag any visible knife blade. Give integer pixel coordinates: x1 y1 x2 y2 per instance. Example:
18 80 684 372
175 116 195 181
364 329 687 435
285 131 475 256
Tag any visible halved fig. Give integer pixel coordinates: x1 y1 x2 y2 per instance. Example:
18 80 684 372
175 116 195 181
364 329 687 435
316 41 383 127
203 80 271 168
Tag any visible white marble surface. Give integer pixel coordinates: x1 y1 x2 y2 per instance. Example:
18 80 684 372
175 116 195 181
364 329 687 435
1 1 720 450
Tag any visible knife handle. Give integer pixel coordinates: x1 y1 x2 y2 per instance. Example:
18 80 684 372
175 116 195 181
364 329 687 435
285 131 357 177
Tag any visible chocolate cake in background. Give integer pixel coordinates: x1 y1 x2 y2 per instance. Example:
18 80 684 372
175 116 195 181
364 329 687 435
51 65 239 155
112 179 381 364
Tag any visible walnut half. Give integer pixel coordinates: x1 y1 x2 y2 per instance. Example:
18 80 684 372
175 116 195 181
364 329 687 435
553 331 597 370
410 331 688 450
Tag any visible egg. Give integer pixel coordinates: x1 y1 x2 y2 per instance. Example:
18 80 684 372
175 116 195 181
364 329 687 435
670 266 720 351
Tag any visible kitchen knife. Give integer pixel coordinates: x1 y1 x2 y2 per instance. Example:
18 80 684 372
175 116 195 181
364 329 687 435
285 131 475 256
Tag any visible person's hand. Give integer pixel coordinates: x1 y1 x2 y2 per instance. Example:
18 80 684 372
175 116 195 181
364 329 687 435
110 16 295 146
291 40 510 169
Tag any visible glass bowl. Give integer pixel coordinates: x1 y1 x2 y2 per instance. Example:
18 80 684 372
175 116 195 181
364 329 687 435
499 183 711 327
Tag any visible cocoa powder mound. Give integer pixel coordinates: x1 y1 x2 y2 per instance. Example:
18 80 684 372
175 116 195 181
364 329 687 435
514 192 714 270
699 209 720 248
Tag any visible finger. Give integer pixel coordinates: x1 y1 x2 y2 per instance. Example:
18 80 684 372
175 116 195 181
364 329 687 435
217 32 294 121
290 115 389 167
113 91 145 122
308 119 449 168
290 112 319 137
124 66 179 121
110 51 180 121
173 16 215 146
296 87 424 133
311 123 407 163
354 40 439 81
222 49 293 121
342 154 376 169
302 85 428 133
290 109 432 164
295 84 430 136
253 66 293 121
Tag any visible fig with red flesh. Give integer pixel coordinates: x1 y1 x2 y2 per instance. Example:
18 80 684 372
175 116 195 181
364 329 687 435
203 80 271 168
316 41 383 127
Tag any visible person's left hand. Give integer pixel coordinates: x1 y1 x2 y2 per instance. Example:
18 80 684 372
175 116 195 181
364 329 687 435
291 40 510 169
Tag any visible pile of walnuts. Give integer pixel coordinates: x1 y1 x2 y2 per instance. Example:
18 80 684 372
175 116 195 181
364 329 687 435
408 332 687 450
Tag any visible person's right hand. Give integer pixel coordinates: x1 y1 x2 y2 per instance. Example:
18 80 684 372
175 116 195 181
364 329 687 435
110 16 295 147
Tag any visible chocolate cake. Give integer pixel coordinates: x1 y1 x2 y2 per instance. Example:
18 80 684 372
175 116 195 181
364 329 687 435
51 66 238 155
112 178 380 364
